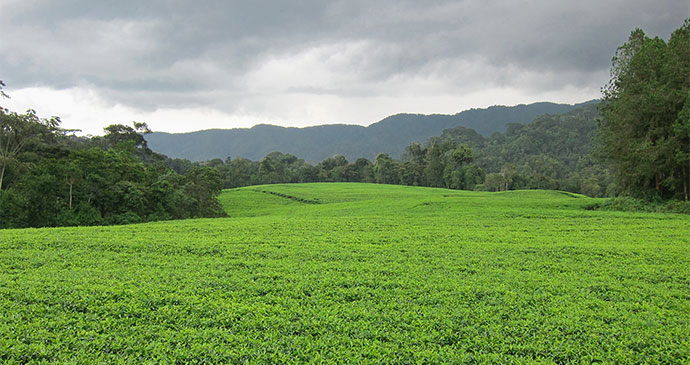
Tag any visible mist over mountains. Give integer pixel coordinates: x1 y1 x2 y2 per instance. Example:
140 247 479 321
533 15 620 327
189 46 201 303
146 100 597 163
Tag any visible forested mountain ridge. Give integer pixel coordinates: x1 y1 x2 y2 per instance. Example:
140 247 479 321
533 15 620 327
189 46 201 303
146 100 597 162
438 102 610 196
188 102 610 198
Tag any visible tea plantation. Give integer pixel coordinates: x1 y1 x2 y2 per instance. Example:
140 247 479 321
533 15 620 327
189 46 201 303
1 183 689 362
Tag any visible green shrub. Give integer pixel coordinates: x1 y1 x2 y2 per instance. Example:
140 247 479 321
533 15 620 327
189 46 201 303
473 183 489 191
106 211 143 225
75 203 104 226
662 200 690 214
598 196 690 214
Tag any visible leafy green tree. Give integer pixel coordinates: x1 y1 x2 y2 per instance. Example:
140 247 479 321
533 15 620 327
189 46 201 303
399 161 417 186
338 163 361 182
103 122 151 149
402 142 427 186
580 175 602 197
500 164 518 191
100 122 164 163
165 158 196 175
297 164 319 183
0 110 227 228
205 158 224 168
317 155 349 182
443 145 474 189
423 141 445 187
221 157 258 188
15 158 65 226
673 95 690 200
0 109 60 190
258 153 281 184
0 188 27 228
354 158 375 183
183 166 225 217
598 20 690 200
485 173 505 192
522 155 564 190
62 159 81 211
463 164 485 190
255 152 307 184
374 153 400 184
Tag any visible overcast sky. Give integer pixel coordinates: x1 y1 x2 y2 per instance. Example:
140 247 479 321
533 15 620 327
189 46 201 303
0 1 687 135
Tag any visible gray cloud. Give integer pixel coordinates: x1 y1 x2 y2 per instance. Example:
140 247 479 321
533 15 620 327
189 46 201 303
0 0 687 125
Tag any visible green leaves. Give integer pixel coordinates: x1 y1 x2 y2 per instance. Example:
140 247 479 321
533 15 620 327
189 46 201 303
2 183 688 362
0 109 61 191
599 20 690 200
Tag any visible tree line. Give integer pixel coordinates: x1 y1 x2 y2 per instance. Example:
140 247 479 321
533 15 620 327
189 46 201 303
0 100 226 229
598 20 689 201
1 20 687 228
165 102 605 196
189 20 690 203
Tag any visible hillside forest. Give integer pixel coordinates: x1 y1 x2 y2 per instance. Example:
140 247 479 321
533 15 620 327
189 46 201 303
0 20 688 228
0 108 226 228
184 103 608 197
145 101 591 162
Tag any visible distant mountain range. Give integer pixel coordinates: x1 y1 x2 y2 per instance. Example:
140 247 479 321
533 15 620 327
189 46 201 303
145 100 598 163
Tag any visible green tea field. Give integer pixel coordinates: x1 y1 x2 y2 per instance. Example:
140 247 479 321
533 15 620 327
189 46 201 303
1 183 689 363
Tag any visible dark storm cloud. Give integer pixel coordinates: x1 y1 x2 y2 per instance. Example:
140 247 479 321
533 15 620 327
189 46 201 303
0 0 687 113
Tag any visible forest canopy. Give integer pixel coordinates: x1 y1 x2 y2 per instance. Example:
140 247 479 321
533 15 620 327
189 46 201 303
0 104 226 228
598 20 690 201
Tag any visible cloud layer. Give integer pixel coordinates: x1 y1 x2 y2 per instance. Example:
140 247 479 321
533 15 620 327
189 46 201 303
1 0 687 134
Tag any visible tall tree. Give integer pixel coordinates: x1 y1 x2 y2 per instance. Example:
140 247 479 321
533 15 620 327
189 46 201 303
423 140 445 187
374 153 400 184
402 142 426 186
443 145 474 189
598 20 690 200
0 109 60 190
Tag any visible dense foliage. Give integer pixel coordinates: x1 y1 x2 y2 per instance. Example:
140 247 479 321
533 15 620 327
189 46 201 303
0 108 225 229
457 103 612 196
599 20 690 200
184 103 609 197
2 183 688 362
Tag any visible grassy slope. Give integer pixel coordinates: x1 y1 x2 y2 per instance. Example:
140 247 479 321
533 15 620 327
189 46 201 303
1 183 689 363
